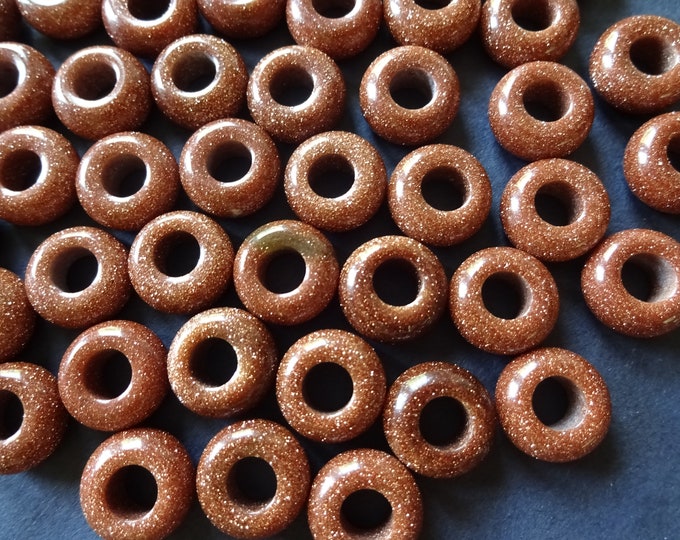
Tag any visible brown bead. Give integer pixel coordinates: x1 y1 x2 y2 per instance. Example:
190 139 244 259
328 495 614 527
500 158 610 262
450 246 559 355
233 220 339 326
197 419 310 539
581 228 680 338
58 321 168 432
52 46 151 140
383 361 495 478
0 269 35 363
197 0 286 39
360 45 460 146
180 119 281 218
0 126 79 226
101 0 198 58
388 144 492 247
129 211 234 314
247 45 346 144
80 428 194 540
480 0 580 68
384 0 480 54
25 226 131 329
286 0 382 60
307 448 423 540
0 362 67 474
339 235 448 342
0 0 20 41
16 0 101 39
151 34 248 130
167 307 277 418
0 43 55 131
488 60 594 161
623 112 680 213
496 347 611 462
589 15 680 114
276 329 386 443
76 132 179 231
284 131 386 232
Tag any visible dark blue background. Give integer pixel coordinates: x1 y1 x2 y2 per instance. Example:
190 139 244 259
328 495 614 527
1 1 679 538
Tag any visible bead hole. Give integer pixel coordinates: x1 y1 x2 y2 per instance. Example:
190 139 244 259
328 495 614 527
511 0 555 31
419 396 468 447
127 0 171 21
390 69 434 110
421 166 467 211
52 248 99 293
106 465 158 519
172 51 217 93
414 0 450 9
303 362 354 412
534 182 580 226
0 60 19 98
629 36 678 76
190 338 238 387
84 350 133 400
261 250 306 294
523 80 570 122
373 259 420 307
311 0 355 18
532 376 585 429
227 457 277 505
341 489 392 534
154 231 201 278
207 142 253 183
0 391 23 440
270 66 314 107
72 61 118 101
667 134 680 173
482 272 528 320
308 154 356 198
102 154 148 198
0 149 42 192
621 254 678 303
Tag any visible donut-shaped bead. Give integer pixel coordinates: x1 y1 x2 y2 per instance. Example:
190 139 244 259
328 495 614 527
488 61 594 161
197 419 310 539
101 0 198 58
197 0 286 39
383 361 495 478
384 0 480 54
284 131 386 232
80 428 194 540
52 46 151 140
480 0 580 68
129 211 234 314
360 45 460 146
589 15 680 114
0 126 79 226
25 227 131 329
180 119 280 218
388 144 492 246
247 45 346 144
0 0 20 41
339 235 448 342
581 229 680 337
286 0 382 59
496 347 611 462
76 132 178 231
308 448 423 540
0 362 67 474
16 0 101 39
0 269 35 363
151 34 248 130
450 247 559 355
58 321 168 432
500 159 610 262
233 220 339 325
168 307 277 418
276 329 386 443
624 112 680 213
0 43 54 131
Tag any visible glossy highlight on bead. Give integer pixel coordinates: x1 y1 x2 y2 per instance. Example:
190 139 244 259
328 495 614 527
197 0 286 39
16 0 102 39
0 269 35 363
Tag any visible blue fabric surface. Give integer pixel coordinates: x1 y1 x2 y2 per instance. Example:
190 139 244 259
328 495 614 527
1 1 679 538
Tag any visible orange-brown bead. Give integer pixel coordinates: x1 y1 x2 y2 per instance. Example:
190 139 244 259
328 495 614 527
16 0 101 39
0 269 35 363
0 0 20 41
198 0 286 39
